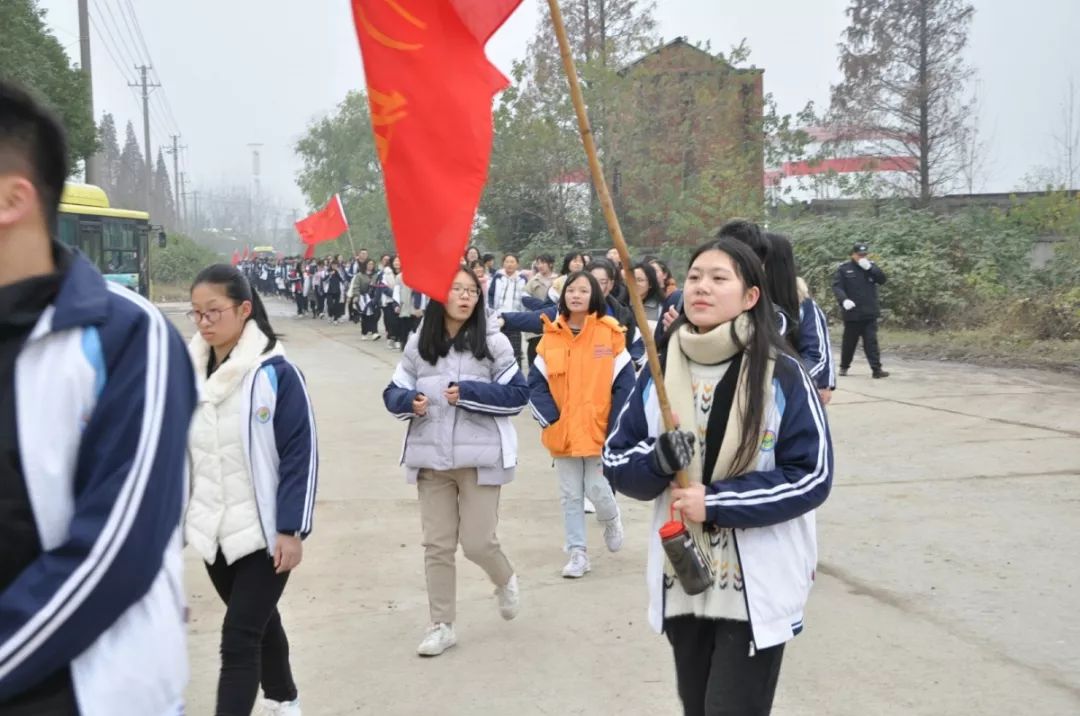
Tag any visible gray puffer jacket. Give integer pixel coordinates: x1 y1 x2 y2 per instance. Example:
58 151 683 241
383 317 530 485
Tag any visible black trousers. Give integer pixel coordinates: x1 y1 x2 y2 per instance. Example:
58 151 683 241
526 336 541 370
665 617 784 716
294 293 306 316
205 550 296 716
501 327 523 368
395 315 419 344
327 293 344 320
361 313 380 335
840 318 882 371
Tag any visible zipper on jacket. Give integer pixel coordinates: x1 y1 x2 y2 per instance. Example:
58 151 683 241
246 373 270 553
731 529 757 657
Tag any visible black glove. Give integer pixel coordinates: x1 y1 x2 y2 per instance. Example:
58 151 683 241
652 430 696 476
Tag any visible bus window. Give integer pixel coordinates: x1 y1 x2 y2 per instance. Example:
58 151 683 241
102 218 139 277
78 219 103 267
57 214 77 247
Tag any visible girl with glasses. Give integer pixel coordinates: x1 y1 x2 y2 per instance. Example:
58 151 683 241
185 265 318 716
383 268 529 657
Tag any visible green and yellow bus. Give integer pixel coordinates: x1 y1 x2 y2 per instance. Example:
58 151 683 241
57 183 161 297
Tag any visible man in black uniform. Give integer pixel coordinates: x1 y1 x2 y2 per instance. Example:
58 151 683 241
832 242 890 378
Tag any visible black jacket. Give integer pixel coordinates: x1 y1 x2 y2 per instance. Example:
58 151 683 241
833 260 887 321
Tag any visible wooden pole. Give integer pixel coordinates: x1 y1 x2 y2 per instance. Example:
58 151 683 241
545 0 687 488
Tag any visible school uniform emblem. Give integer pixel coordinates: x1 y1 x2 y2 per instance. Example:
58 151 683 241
255 406 272 423
760 430 777 452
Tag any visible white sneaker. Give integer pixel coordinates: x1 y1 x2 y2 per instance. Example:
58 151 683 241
417 623 457 657
495 574 520 621
372 334 382 342
561 549 590 579
261 698 302 715
583 497 596 514
603 513 624 553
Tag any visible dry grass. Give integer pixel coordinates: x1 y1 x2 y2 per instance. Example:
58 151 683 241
878 327 1079 374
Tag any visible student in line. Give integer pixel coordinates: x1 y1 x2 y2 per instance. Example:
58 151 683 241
603 238 833 716
501 258 644 369
0 80 197 715
186 265 318 716
529 272 635 578
632 260 666 331
765 233 836 405
383 268 529 657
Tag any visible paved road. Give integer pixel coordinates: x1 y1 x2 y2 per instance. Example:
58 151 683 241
170 299 1080 715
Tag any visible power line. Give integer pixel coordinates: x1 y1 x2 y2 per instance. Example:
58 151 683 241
121 0 155 68
95 0 144 69
87 4 137 83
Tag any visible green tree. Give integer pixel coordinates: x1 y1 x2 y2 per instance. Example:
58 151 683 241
98 113 121 199
294 91 391 256
117 121 145 210
829 0 976 203
153 149 175 228
0 0 97 170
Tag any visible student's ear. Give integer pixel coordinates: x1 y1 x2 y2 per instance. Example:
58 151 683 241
742 285 761 312
0 176 36 228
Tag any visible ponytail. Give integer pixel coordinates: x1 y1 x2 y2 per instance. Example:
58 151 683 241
247 288 279 352
191 263 281 353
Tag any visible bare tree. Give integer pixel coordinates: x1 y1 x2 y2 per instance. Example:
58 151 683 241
829 0 976 203
1052 78 1080 190
956 85 993 194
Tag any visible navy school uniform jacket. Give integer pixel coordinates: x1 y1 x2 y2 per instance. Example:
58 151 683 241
601 350 833 648
798 297 836 391
1 252 197 715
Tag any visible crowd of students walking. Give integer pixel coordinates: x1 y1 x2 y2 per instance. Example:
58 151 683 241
381 220 839 715
3 78 852 716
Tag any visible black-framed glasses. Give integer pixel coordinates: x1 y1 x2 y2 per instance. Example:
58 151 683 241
449 285 480 298
186 305 239 325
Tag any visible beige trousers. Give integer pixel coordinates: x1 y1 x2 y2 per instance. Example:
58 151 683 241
417 468 514 624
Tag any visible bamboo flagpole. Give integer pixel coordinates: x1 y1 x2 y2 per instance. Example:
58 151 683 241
545 0 688 489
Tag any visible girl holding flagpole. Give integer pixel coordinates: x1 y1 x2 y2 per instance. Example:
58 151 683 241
603 238 832 716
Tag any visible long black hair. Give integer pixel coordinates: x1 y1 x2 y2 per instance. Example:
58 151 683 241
417 269 493 365
560 252 586 276
191 263 279 352
765 232 802 352
633 261 664 305
668 238 793 473
557 271 607 319
716 218 769 263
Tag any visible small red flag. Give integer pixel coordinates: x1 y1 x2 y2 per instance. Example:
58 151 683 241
295 194 349 259
242 245 250 260
351 0 522 301
231 249 240 266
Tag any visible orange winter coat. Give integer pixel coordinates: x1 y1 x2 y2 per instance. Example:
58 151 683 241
532 313 629 458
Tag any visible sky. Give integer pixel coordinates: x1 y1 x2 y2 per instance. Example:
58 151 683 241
37 0 1080 216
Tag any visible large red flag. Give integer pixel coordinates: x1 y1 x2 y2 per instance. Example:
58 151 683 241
351 0 522 301
295 194 349 259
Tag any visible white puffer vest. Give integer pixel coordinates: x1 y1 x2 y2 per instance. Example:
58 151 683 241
186 321 285 564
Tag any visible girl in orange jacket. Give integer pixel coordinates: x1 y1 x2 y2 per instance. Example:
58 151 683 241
528 271 636 578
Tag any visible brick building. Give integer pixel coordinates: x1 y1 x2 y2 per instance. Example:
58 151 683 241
607 38 765 248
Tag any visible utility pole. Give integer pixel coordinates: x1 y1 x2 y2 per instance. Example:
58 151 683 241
165 135 186 228
179 172 188 230
129 65 160 214
247 143 263 242
77 0 97 184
